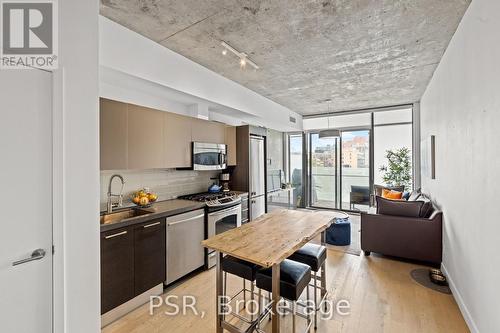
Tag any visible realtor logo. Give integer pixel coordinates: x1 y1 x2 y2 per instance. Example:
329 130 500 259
1 1 58 69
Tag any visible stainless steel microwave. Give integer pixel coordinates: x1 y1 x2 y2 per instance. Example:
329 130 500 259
192 142 227 170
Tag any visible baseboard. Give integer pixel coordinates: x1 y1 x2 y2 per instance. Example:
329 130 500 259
441 263 480 333
101 283 164 328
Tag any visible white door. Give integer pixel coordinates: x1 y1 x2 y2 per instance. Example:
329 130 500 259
0 70 53 332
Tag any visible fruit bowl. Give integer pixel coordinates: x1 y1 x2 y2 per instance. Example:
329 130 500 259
131 189 158 208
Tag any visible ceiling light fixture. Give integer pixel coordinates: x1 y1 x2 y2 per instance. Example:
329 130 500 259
318 99 341 138
221 41 259 70
239 56 247 69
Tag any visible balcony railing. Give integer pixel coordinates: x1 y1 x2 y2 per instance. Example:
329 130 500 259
311 171 370 212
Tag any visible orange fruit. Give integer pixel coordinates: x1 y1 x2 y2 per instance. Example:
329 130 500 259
132 196 140 204
139 196 149 206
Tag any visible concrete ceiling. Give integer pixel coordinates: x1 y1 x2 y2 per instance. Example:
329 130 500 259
100 0 470 115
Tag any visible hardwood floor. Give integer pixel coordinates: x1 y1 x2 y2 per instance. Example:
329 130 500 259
102 250 469 333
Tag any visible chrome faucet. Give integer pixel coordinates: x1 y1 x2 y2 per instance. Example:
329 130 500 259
107 174 125 214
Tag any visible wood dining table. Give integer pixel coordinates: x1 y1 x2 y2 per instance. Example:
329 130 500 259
202 209 343 333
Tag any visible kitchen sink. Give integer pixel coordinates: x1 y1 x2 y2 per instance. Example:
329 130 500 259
100 208 151 225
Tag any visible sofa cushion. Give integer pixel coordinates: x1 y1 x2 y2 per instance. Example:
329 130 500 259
419 196 434 218
408 188 421 201
376 196 423 217
382 189 403 200
402 191 411 200
374 184 405 197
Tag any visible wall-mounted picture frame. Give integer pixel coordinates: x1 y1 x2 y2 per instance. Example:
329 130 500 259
421 135 436 179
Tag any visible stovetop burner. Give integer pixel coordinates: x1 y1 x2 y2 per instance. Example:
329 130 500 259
179 191 237 202
178 191 242 208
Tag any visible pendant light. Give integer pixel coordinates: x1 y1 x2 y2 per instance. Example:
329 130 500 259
318 128 341 138
318 100 341 138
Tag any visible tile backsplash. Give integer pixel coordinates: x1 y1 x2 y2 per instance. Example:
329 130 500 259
100 169 219 211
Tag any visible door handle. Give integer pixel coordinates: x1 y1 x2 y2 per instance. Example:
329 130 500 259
143 221 161 229
167 214 205 226
12 249 46 266
104 230 128 239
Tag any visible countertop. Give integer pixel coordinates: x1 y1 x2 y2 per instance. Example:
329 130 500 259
100 199 206 232
202 209 335 267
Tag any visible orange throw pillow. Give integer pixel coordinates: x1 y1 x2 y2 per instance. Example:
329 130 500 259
382 189 403 200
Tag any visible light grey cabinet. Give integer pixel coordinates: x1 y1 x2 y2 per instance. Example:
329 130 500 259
100 98 236 170
127 104 165 169
225 126 237 166
100 99 128 170
191 118 225 144
164 112 192 168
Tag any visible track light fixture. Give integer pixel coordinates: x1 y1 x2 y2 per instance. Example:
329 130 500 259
221 41 259 70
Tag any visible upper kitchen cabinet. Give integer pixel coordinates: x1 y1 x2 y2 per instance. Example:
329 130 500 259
100 98 237 169
191 118 225 144
164 112 192 168
225 126 237 166
100 99 128 170
127 104 164 169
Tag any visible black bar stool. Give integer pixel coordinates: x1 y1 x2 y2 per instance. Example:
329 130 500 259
256 259 312 333
221 256 261 322
288 243 327 329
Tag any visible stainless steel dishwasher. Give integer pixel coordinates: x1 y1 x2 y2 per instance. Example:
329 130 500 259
165 209 205 285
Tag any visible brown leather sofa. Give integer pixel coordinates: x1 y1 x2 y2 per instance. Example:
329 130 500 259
361 195 443 265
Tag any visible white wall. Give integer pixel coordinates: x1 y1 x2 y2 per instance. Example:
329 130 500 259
420 0 500 332
99 16 302 132
53 0 100 332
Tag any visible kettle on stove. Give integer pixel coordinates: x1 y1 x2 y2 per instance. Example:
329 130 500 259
208 183 222 193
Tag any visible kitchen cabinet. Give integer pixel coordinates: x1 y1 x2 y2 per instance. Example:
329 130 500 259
225 126 237 166
191 118 225 144
100 99 128 170
127 104 165 169
101 226 135 314
134 219 166 295
164 112 192 168
100 98 236 169
101 218 166 314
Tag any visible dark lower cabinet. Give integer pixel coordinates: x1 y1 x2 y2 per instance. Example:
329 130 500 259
134 219 166 295
101 218 167 315
101 227 134 314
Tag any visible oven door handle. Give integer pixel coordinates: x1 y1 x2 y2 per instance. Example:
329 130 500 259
208 205 240 218
167 214 205 226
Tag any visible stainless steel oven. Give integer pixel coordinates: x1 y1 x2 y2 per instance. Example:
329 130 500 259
192 142 227 170
206 203 241 268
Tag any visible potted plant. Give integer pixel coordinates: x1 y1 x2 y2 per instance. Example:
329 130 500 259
379 147 412 189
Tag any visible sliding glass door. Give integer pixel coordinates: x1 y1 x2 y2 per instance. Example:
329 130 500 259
307 129 370 212
340 130 370 211
309 133 338 209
